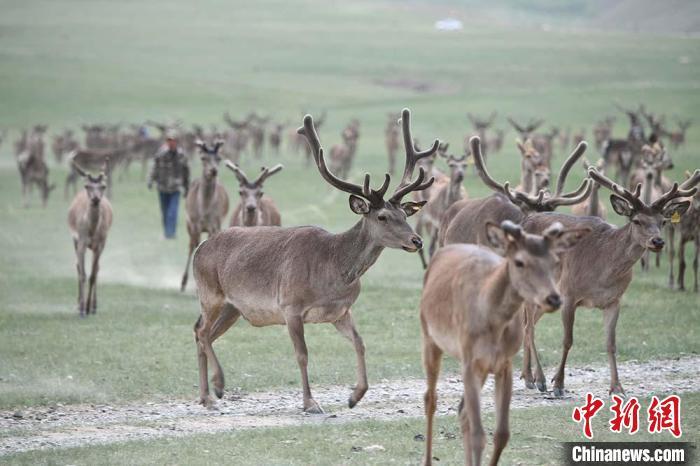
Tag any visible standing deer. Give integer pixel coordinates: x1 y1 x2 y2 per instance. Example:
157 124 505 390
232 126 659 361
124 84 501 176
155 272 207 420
65 147 126 199
416 152 469 268
486 128 505 155
192 109 436 412
520 168 698 396
572 159 607 220
226 162 283 227
467 112 497 157
268 122 286 155
329 120 360 180
16 125 55 207
67 157 113 317
421 220 588 466
668 119 691 150
592 116 615 152
385 112 401 175
180 141 230 292
51 129 79 164
668 171 700 291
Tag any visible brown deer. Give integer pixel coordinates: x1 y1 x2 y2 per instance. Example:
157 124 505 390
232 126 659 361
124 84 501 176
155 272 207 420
572 159 607 220
421 220 588 466
226 162 283 227
51 129 79 164
191 109 436 412
65 148 125 199
329 119 360 180
520 167 698 396
486 128 505 155
385 112 401 175
572 127 586 148
668 119 691 150
416 152 469 268
592 116 615 151
180 141 230 292
67 157 113 317
16 125 55 207
467 112 497 157
268 122 286 155
514 139 550 196
506 117 544 141
439 138 591 248
668 171 700 291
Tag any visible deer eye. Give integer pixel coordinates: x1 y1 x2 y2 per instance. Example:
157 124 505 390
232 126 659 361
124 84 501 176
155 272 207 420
514 259 525 268
377 214 387 222
632 218 641 226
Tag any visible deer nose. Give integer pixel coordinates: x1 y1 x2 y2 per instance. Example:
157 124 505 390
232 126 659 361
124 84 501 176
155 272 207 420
411 236 423 250
246 205 256 212
545 293 561 310
651 237 665 249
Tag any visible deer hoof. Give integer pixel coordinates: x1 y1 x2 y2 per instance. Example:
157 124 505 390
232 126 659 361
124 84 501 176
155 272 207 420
214 386 224 399
552 387 565 398
199 396 216 410
536 380 547 393
304 400 324 414
348 386 368 408
609 385 626 397
524 380 536 390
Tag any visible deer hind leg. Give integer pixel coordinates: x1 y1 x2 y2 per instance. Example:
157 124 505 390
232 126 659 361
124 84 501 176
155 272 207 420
75 242 87 317
603 302 624 395
421 333 442 466
678 238 687 291
194 296 233 408
552 298 577 398
490 363 513 466
286 313 322 414
461 364 486 466
529 306 548 393
208 302 241 399
87 246 102 315
181 229 200 292
333 311 368 408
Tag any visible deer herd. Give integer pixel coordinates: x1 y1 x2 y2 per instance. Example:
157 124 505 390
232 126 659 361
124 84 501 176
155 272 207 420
6 102 700 464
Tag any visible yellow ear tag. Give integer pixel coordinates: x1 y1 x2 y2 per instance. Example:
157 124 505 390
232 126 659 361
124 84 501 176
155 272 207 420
671 211 681 224
466 157 474 166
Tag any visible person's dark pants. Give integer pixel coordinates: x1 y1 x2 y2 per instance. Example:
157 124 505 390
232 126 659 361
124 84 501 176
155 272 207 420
158 191 180 239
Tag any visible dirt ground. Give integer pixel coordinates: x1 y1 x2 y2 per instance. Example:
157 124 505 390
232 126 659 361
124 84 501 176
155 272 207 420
1 356 698 456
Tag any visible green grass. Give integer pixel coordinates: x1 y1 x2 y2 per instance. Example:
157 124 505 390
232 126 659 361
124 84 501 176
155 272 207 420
5 392 698 465
0 0 699 461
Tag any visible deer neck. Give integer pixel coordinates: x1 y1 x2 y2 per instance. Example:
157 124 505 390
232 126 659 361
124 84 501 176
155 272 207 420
481 262 523 324
447 175 463 205
199 175 217 210
520 163 534 194
607 223 646 271
87 201 101 236
333 218 384 284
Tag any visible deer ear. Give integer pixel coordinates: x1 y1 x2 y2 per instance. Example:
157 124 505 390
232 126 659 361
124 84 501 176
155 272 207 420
610 194 634 217
662 200 690 219
400 200 426 217
348 195 370 215
485 221 508 253
549 227 591 254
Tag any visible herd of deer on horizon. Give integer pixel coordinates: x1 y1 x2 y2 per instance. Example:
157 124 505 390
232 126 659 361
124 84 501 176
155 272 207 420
5 103 700 464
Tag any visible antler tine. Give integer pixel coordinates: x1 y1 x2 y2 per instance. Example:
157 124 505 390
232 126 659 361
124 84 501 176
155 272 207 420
396 108 439 187
225 160 251 186
253 163 284 186
527 118 544 133
555 141 588 197
680 169 700 191
212 140 224 154
70 156 89 178
545 179 594 208
470 136 514 195
390 166 434 203
297 114 367 200
507 117 525 133
588 166 646 210
651 182 698 210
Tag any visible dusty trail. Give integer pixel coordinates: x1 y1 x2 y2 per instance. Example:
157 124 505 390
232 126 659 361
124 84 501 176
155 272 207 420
1 356 698 455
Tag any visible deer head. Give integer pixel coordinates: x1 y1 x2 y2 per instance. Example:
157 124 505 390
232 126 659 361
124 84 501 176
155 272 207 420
195 140 224 180
298 108 437 252
226 162 283 216
73 158 108 206
439 151 468 186
589 167 700 252
485 220 590 312
472 136 592 213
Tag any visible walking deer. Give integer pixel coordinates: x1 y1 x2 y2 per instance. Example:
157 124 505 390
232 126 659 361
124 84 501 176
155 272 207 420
180 141 230 292
520 167 699 396
227 162 283 227
421 220 588 466
571 159 607 220
668 171 700 291
67 157 113 317
191 109 436 412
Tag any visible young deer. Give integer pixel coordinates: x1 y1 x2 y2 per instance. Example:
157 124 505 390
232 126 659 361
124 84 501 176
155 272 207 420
520 168 698 396
668 171 700 291
67 158 113 317
421 220 588 466
226 162 283 227
180 141 230 292
571 159 607 220
192 109 436 412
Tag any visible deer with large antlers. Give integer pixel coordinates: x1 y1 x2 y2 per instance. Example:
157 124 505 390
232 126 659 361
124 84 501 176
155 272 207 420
226 162 283 227
416 151 469 268
191 109 435 412
439 138 591 248
421 220 589 466
67 157 113 317
520 168 699 396
180 141 230 292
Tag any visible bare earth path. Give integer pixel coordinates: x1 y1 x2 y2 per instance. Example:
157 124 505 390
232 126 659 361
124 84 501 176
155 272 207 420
1 356 698 456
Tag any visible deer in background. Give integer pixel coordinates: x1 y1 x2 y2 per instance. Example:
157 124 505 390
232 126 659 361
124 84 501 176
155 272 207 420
668 171 700 291
520 168 698 396
223 113 250 162
572 128 585 148
592 116 615 152
226 162 283 227
268 122 286 155
420 219 588 466
247 113 270 159
51 129 79 164
67 157 113 317
514 139 550 196
668 119 691 150
385 112 401 175
507 117 544 141
329 119 360 180
467 112 497 157
191 109 436 413
65 147 126 199
416 151 469 268
572 159 607 220
16 125 55 208
180 141 230 292
486 128 506 155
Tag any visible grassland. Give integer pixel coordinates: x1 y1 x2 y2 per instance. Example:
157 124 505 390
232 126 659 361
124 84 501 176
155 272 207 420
0 0 699 463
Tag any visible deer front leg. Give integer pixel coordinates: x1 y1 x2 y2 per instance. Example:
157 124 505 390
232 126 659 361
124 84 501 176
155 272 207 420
490 363 513 466
693 237 699 293
286 314 322 414
421 333 442 466
75 242 87 317
333 311 368 408
87 246 102 314
603 302 624 395
461 364 486 466
552 299 577 398
668 225 676 288
520 304 535 389
678 239 687 291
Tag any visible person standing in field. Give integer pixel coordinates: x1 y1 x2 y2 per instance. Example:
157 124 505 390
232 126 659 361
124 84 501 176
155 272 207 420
148 130 190 239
